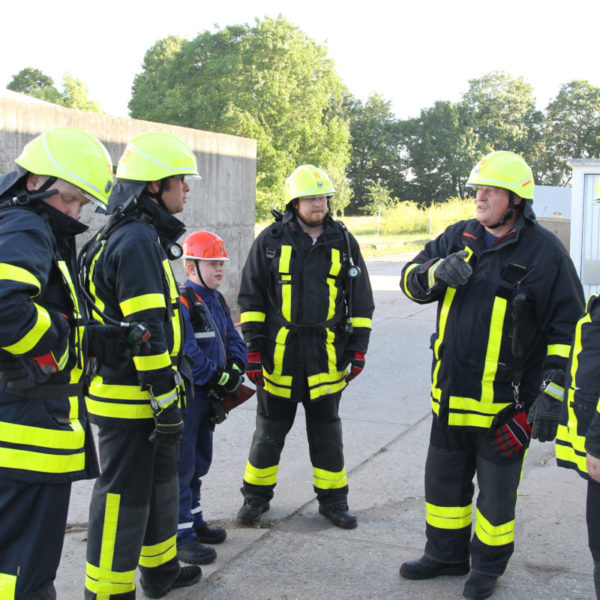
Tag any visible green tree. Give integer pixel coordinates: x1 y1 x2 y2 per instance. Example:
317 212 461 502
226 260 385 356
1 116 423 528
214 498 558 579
129 17 350 217
61 74 102 112
537 80 600 185
361 181 397 215
346 93 403 212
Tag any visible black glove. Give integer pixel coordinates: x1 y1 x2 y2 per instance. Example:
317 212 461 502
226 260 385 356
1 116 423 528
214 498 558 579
214 366 243 393
341 350 366 382
206 384 227 426
528 369 565 442
430 250 473 288
149 401 184 444
0 355 54 391
86 323 133 369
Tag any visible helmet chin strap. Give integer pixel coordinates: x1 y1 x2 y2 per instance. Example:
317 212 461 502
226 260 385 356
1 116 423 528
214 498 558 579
488 191 517 230
194 260 208 288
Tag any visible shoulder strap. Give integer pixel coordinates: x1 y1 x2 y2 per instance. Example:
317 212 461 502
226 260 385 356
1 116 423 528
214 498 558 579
179 285 208 332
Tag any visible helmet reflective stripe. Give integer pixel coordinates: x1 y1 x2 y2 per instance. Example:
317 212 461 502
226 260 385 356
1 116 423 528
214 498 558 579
41 133 106 200
284 164 335 204
128 141 195 176
467 151 534 200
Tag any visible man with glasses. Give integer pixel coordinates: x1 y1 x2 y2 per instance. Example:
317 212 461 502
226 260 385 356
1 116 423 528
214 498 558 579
82 132 202 599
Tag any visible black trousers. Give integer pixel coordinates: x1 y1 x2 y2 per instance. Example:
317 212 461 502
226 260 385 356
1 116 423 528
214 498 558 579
0 479 70 599
423 419 525 576
85 426 180 599
587 479 600 599
242 387 348 505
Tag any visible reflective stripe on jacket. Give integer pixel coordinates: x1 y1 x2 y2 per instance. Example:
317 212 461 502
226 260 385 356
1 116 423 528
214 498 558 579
401 216 584 430
239 216 374 401
556 293 600 479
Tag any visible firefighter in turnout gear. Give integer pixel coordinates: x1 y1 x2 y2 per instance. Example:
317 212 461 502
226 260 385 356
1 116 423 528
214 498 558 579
237 164 374 529
81 132 202 599
176 231 248 565
399 151 584 599
0 128 114 599
556 179 600 600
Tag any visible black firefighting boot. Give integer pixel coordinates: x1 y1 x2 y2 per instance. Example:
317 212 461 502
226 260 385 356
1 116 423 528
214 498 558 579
318 502 357 529
177 537 217 565
141 565 202 598
400 555 470 580
462 571 498 599
237 495 270 525
194 522 227 544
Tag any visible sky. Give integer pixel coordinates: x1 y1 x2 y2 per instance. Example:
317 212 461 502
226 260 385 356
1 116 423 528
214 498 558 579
2 0 600 121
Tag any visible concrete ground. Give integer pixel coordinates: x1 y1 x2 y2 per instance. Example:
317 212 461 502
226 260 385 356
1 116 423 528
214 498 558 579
57 258 594 600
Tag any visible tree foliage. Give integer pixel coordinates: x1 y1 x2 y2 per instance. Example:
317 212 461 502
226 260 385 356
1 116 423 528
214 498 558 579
7 67 102 112
129 17 350 218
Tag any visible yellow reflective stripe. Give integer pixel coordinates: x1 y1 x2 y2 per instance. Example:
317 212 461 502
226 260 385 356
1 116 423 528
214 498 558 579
86 398 153 420
448 412 495 428
132 352 172 372
0 419 83 449
449 397 510 416
53 342 69 371
0 446 84 473
240 311 266 323
99 493 120 585
431 287 456 406
279 245 292 273
163 260 182 358
548 343 571 359
431 395 441 416
88 377 149 399
87 245 106 317
402 263 428 302
544 381 564 402
0 263 41 294
313 466 347 490
86 377 154 419
310 378 347 400
0 573 16 598
351 317 372 329
556 436 587 473
426 502 472 529
263 378 292 398
481 297 507 404
243 462 278 486
2 303 51 353
139 534 177 568
85 571 135 597
281 274 292 322
475 509 514 546
119 293 166 317
326 249 341 320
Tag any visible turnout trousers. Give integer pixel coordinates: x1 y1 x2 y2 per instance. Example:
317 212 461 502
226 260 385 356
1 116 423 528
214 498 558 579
0 480 70 599
424 418 525 576
176 391 213 542
242 387 348 505
85 426 180 599
587 479 600 599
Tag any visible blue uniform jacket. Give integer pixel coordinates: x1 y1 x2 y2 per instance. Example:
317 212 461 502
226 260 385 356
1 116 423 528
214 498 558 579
179 280 248 404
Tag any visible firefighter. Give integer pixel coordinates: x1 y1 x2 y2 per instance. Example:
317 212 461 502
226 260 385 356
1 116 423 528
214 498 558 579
81 132 202 599
556 179 600 600
0 128 114 599
399 151 584 599
176 231 248 564
236 164 374 529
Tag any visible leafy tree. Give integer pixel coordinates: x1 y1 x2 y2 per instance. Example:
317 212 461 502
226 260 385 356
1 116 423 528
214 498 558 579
537 80 600 185
129 17 350 217
346 93 403 212
7 67 102 112
361 181 397 215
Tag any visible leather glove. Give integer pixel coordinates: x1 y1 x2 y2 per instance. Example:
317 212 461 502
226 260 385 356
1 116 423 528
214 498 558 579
86 323 133 369
429 250 473 288
149 401 184 444
214 365 243 393
0 355 55 391
206 384 227 426
528 369 565 442
491 410 532 458
343 350 366 382
246 351 264 387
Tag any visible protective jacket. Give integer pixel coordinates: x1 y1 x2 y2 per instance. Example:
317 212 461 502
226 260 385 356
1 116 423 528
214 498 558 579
239 212 374 401
0 168 97 483
82 188 185 427
401 208 584 430
556 293 600 478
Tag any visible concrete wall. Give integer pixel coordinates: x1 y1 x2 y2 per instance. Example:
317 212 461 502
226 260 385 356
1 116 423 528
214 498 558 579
0 93 257 317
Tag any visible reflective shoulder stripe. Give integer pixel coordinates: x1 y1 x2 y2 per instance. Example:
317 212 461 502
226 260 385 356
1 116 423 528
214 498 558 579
547 343 571 359
2 303 52 354
120 293 166 316
0 263 41 294
240 311 266 323
351 317 372 329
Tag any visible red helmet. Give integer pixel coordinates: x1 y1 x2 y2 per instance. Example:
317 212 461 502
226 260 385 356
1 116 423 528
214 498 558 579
182 231 229 261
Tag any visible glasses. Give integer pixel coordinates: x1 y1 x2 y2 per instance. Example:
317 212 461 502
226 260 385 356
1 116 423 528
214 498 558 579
172 175 186 183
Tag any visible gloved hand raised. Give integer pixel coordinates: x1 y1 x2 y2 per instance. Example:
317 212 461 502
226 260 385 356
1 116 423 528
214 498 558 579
429 250 473 288
246 351 264 387
342 351 366 382
491 410 532 458
528 369 565 442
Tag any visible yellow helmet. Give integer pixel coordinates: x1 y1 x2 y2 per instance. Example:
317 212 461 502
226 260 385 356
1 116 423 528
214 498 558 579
467 151 534 200
116 132 200 182
284 164 335 204
15 127 114 208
